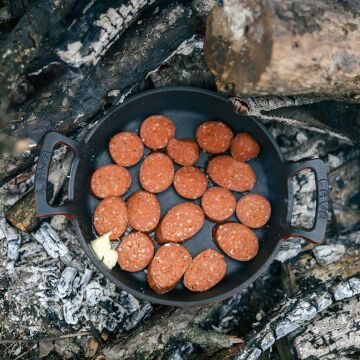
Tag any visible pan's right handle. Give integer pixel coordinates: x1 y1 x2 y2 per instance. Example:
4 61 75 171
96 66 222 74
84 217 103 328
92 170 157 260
35 131 83 219
284 159 329 244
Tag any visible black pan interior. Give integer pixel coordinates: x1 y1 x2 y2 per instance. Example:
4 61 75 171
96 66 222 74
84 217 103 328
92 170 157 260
70 88 288 305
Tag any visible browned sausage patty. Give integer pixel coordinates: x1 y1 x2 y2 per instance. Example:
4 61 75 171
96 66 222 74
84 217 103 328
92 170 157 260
236 194 271 228
93 197 128 240
207 155 256 192
156 202 205 244
201 187 236 222
230 132 260 162
173 166 208 200
167 138 199 166
196 121 233 154
117 232 154 272
139 153 174 193
214 222 259 261
90 164 131 199
109 131 144 167
126 191 161 232
183 249 226 292
147 244 192 294
140 115 176 150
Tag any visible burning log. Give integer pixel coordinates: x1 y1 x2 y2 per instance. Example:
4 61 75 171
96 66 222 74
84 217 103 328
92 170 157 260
205 0 360 100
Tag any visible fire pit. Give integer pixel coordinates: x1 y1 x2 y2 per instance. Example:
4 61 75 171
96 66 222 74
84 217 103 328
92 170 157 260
0 0 359 359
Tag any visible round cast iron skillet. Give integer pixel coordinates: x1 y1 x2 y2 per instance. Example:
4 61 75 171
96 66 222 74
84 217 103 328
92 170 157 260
35 87 329 306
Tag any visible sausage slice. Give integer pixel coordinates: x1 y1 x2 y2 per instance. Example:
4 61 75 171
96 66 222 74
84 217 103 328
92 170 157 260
196 121 233 154
90 164 131 198
230 133 260 162
173 166 208 200
184 249 226 292
236 194 271 228
140 115 176 150
117 232 154 272
109 131 144 167
147 244 192 294
93 197 128 240
156 203 204 244
207 155 256 192
126 191 161 232
214 222 259 261
139 153 174 193
201 187 236 222
167 138 199 166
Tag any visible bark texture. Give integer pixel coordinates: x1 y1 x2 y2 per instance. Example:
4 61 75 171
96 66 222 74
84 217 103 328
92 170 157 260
292 295 360 359
205 0 360 99
102 306 243 360
0 1 197 186
230 96 360 146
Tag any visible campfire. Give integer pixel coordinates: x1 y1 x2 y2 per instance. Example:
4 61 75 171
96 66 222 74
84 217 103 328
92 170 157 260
0 0 359 359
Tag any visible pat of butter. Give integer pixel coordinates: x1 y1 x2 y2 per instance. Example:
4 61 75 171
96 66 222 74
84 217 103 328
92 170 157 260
91 232 118 269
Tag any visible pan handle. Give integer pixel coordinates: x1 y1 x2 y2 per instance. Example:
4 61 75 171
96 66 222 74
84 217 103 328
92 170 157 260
284 159 329 244
35 131 83 219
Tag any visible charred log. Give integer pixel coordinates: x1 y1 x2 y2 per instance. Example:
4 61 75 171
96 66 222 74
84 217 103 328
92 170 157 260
0 0 76 108
291 295 360 359
0 0 33 30
55 0 157 68
230 97 360 146
102 305 243 360
0 2 197 186
5 149 74 232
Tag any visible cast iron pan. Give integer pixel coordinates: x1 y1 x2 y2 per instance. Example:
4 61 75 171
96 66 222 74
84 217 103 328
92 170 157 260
35 87 329 306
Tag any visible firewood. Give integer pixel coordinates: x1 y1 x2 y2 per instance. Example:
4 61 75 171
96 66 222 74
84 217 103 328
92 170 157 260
5 192 37 233
0 2 197 186
205 0 360 100
55 0 157 68
102 305 243 360
0 0 31 30
0 0 77 108
209 272 360 360
230 96 358 145
329 159 360 232
291 295 360 359
100 270 360 360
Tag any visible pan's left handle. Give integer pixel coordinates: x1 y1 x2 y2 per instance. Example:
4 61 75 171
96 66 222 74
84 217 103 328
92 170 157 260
284 159 329 244
35 131 83 219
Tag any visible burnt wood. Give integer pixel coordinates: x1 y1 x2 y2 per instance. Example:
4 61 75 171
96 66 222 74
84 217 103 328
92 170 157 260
0 1 197 186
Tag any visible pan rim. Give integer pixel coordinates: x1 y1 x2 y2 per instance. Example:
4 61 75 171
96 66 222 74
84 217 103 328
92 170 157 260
69 86 286 306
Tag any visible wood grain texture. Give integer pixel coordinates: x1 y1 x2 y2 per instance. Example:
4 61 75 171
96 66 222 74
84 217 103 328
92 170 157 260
205 0 360 99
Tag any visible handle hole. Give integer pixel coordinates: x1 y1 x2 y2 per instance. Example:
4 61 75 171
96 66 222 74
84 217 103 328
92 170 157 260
43 144 73 207
290 168 316 230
